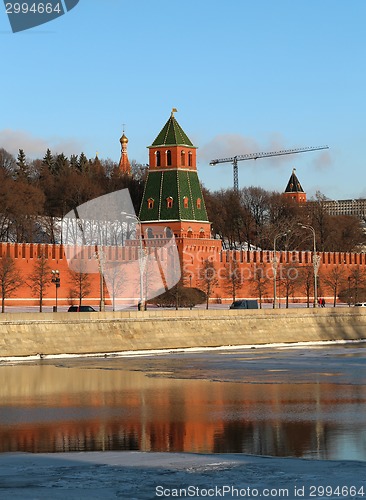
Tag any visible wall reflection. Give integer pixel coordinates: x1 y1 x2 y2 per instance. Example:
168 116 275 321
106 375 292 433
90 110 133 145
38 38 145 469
0 362 365 459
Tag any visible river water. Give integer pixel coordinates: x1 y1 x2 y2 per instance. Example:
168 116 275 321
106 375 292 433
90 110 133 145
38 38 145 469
0 342 365 461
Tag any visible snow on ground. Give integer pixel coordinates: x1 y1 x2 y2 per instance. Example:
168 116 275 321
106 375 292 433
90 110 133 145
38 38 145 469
0 452 365 499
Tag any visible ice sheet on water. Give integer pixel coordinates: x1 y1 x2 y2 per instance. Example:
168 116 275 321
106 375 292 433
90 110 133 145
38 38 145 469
0 452 365 499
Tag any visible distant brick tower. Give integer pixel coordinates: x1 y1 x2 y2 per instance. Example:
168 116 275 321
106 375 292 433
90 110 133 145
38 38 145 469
283 168 306 203
139 109 212 239
118 130 131 175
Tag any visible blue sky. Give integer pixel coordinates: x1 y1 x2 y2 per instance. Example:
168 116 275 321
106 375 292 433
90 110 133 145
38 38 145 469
1 0 365 200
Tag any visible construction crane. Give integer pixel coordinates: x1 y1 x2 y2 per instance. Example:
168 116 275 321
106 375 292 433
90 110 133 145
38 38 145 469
210 145 329 192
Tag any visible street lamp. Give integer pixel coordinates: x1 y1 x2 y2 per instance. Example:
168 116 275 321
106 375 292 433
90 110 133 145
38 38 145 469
299 224 320 307
272 232 289 309
348 276 351 307
93 248 105 312
121 212 145 310
51 270 60 312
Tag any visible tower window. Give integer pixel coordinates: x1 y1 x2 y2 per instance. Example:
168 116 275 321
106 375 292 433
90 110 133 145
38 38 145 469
196 198 201 209
166 150 172 166
181 151 185 166
147 198 154 209
183 196 189 208
166 196 173 208
155 151 161 167
188 151 192 167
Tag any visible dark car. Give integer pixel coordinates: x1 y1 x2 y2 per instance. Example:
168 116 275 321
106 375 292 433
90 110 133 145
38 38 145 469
229 300 258 310
67 305 97 312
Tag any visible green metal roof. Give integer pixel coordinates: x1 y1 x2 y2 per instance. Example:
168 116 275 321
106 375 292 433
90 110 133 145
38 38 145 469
139 170 208 222
149 113 195 148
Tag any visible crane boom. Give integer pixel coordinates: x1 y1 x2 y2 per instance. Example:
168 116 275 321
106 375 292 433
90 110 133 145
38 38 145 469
210 145 329 191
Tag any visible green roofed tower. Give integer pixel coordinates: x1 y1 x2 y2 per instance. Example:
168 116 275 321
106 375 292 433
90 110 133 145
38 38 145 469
139 110 212 240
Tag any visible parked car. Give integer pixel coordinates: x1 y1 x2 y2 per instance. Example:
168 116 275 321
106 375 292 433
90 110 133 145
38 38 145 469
229 300 258 310
354 303 366 307
67 305 97 312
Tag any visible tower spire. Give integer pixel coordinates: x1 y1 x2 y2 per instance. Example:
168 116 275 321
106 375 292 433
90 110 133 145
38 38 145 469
283 167 306 203
118 127 131 175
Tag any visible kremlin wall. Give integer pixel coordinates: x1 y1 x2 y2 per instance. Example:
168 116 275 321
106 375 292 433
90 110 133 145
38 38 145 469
1 111 365 310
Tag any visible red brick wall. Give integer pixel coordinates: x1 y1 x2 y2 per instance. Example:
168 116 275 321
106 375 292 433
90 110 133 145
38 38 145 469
0 241 364 308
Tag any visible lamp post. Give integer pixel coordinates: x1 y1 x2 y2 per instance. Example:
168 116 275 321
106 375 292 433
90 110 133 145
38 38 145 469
272 232 288 309
93 248 105 312
51 270 60 312
348 276 351 307
299 224 320 307
122 212 145 310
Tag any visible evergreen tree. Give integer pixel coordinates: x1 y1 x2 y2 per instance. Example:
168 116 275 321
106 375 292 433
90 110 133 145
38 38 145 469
78 152 89 173
69 154 79 170
16 149 28 180
53 153 69 174
42 148 53 170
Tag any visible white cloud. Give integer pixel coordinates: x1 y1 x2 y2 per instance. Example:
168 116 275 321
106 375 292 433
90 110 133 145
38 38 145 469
199 134 261 163
0 129 85 158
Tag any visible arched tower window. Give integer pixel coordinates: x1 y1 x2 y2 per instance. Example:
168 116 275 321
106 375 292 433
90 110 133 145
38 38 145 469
166 196 173 209
166 150 172 166
196 198 201 209
183 196 189 208
187 227 193 238
199 228 205 238
147 198 154 209
146 227 154 239
181 150 185 166
188 151 192 167
165 227 173 239
155 151 161 167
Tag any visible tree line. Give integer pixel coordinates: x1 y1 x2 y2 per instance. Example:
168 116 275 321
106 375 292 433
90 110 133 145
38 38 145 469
0 146 365 253
204 187 366 253
0 147 146 244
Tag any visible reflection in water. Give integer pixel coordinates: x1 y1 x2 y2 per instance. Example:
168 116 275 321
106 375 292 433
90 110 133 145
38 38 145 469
0 344 366 460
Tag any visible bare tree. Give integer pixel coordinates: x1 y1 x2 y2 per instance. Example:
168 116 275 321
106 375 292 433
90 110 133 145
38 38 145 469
249 266 270 308
241 187 270 249
68 262 91 306
279 264 298 308
321 265 346 307
198 259 219 309
103 263 125 311
224 257 244 302
28 253 51 312
298 266 313 308
0 256 22 313
349 266 366 304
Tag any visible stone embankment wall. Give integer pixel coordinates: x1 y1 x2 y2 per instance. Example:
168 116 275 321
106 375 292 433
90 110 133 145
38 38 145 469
0 308 365 358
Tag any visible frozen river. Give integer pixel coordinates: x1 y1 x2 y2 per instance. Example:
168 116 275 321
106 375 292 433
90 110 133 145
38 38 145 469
0 341 366 461
1 341 366 498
